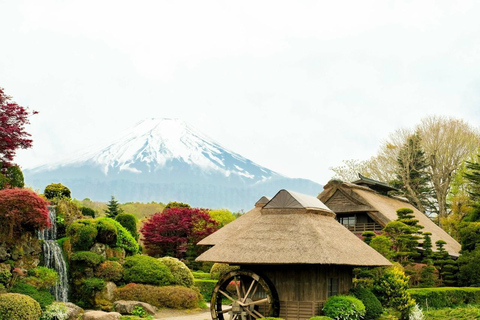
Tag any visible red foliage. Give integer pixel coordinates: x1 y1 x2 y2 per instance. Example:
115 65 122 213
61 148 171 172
140 207 218 259
0 87 37 167
0 188 50 240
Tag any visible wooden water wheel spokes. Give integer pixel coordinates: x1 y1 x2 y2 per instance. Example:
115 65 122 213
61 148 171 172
211 270 279 320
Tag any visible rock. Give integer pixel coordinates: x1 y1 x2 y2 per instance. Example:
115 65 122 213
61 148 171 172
90 243 107 260
65 302 84 320
83 311 121 320
113 300 157 315
95 281 117 310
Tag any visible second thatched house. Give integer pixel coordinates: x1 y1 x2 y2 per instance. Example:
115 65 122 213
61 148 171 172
318 176 461 257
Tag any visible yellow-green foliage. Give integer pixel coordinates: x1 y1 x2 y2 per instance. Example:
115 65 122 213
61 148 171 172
374 265 415 315
158 257 194 288
0 293 42 320
67 219 98 251
209 209 235 227
408 287 480 309
123 255 173 286
96 261 123 282
24 267 58 290
74 199 166 220
323 295 366 320
194 279 217 301
210 263 240 280
44 183 71 200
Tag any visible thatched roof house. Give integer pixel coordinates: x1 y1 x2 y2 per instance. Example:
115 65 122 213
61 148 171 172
197 189 391 266
318 179 461 257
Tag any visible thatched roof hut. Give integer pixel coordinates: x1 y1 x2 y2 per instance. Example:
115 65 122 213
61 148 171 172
318 179 461 257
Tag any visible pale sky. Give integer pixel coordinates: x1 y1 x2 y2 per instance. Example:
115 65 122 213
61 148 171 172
1 0 480 184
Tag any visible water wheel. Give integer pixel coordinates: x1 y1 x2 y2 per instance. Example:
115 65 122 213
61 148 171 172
211 269 280 320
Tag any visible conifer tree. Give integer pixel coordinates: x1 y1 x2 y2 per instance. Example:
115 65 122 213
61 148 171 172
464 152 480 206
104 196 123 218
433 240 457 286
421 232 433 263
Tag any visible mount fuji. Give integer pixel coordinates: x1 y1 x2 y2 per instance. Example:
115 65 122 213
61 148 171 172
24 118 322 210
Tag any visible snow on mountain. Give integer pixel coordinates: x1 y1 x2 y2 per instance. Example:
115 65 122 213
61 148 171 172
25 118 322 210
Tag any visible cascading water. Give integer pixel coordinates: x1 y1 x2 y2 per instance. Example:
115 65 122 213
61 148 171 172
38 206 68 302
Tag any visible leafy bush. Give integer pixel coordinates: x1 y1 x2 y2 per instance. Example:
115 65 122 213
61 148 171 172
0 266 12 285
24 266 58 290
81 206 96 218
407 287 480 309
194 279 217 301
323 295 366 320
210 263 240 280
458 222 480 252
73 277 105 308
114 283 201 309
44 183 71 200
123 255 173 286
100 218 139 254
373 265 415 315
350 287 383 320
309 317 333 320
458 246 480 286
96 260 123 282
40 302 68 320
0 188 50 240
95 218 117 246
0 293 42 320
71 251 105 267
116 213 138 240
408 304 425 320
67 219 98 251
10 282 55 309
158 257 194 287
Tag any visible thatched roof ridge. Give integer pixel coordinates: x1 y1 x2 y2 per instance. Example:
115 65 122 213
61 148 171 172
264 189 333 213
197 189 391 266
255 196 271 207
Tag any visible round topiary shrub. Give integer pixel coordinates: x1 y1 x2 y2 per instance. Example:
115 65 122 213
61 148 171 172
115 213 138 239
310 317 333 320
100 218 139 254
67 219 98 251
158 256 194 288
95 218 117 246
323 295 366 320
9 281 54 309
81 207 96 218
71 251 105 267
44 183 71 200
123 255 174 286
210 263 240 280
350 287 383 320
0 293 42 320
96 260 123 282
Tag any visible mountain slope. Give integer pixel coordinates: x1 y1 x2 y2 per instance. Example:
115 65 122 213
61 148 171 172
25 118 322 210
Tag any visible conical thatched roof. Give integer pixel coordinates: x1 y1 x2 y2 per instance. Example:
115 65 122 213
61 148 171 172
319 180 461 257
197 190 391 266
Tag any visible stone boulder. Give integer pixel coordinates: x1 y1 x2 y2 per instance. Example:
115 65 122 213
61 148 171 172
65 302 84 320
90 243 107 260
83 311 121 320
95 281 117 310
113 300 157 315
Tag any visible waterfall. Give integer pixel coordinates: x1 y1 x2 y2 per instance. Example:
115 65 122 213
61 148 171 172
38 206 68 302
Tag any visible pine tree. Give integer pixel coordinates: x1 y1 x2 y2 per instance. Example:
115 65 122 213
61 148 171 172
104 196 123 218
421 232 433 263
391 133 435 214
433 240 457 286
464 152 480 205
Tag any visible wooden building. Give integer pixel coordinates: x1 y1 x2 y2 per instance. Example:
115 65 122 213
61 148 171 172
197 189 391 320
318 177 461 257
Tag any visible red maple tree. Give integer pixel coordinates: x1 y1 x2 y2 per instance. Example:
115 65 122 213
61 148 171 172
0 188 50 241
0 87 37 168
140 207 218 261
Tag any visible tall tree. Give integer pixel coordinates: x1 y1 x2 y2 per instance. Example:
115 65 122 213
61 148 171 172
464 151 480 205
0 87 37 167
391 133 434 214
104 196 123 218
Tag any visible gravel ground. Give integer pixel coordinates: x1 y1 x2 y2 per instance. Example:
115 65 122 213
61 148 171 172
153 305 212 320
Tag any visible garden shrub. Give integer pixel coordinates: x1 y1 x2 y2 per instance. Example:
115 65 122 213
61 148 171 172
40 302 68 320
100 218 139 254
114 283 201 309
116 213 138 239
67 219 97 251
24 266 58 290
350 286 383 320
96 260 123 282
95 218 117 246
263 318 285 320
81 206 96 218
71 251 105 267
192 271 211 280
0 293 42 320
323 295 366 320
74 277 105 308
210 263 240 280
123 255 173 286
44 183 71 200
10 282 55 309
0 266 12 285
310 317 333 320
194 279 217 301
407 287 480 309
158 256 194 287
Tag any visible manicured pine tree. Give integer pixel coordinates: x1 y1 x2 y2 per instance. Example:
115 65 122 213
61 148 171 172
361 231 376 245
391 208 424 264
104 196 123 218
433 240 457 286
422 232 433 263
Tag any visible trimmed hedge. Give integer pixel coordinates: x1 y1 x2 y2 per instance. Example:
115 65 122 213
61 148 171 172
192 271 211 280
114 283 201 309
323 295 366 320
310 317 334 320
71 251 105 267
210 263 239 280
194 279 217 301
98 218 139 254
408 287 480 309
123 255 173 286
67 220 97 251
10 282 54 309
115 213 138 240
350 287 383 320
0 293 42 320
158 257 194 288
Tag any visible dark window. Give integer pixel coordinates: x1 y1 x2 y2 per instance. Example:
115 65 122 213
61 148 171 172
328 278 339 297
338 215 356 227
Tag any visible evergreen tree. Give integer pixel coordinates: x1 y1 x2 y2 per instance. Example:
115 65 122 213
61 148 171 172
361 231 376 245
464 152 480 205
104 196 123 218
391 133 435 214
421 232 433 263
433 240 457 286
